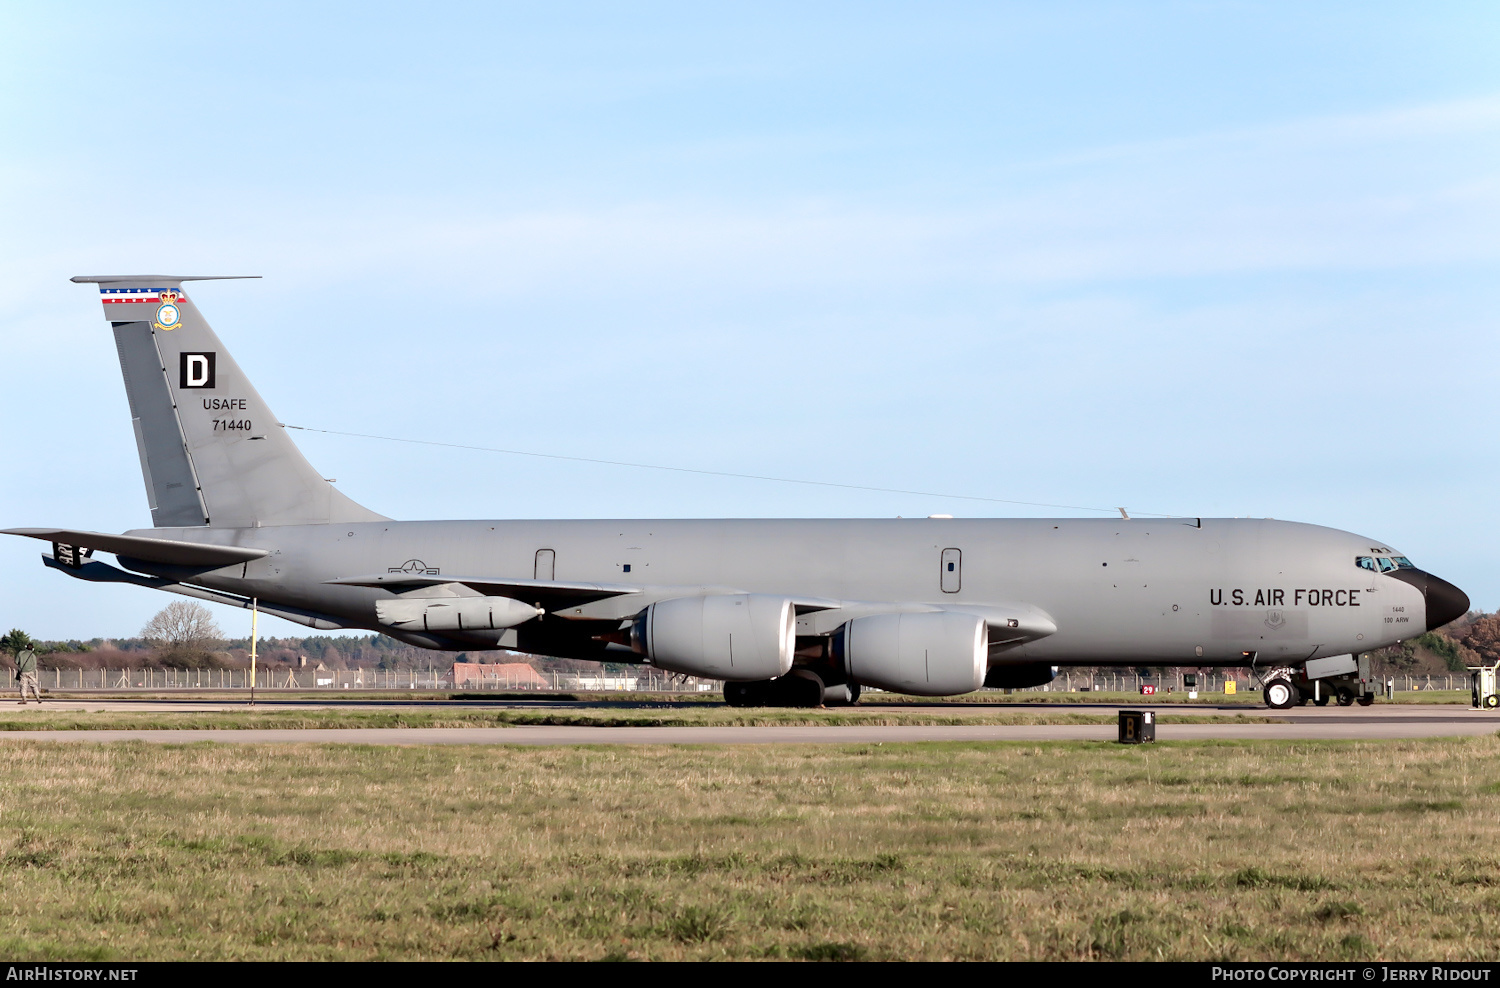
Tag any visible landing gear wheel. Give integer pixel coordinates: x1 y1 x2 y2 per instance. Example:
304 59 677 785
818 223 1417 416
1356 693 1374 706
823 682 862 707
1313 689 1331 707
780 670 826 708
1336 687 1355 707
1264 678 1298 710
1485 694 1499 710
723 681 770 707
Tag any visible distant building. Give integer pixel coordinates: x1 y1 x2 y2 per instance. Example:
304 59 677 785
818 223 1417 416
446 662 549 689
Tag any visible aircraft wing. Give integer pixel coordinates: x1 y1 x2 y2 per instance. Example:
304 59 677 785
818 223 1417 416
2 528 268 567
324 573 642 611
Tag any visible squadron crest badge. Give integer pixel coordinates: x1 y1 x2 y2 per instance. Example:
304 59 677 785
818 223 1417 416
153 291 183 331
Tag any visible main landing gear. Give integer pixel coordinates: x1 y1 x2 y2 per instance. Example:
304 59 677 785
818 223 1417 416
723 673 861 708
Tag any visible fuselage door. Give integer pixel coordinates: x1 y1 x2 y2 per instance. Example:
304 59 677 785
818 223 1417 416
940 548 961 594
535 548 555 581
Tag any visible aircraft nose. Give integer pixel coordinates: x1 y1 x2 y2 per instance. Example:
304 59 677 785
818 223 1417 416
1385 567 1471 630
1422 573 1471 631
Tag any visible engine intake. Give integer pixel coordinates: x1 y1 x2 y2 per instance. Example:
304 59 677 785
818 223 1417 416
834 611 987 696
376 596 541 632
631 594 795 681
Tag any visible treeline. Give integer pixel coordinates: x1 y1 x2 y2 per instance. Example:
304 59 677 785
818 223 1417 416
15 634 469 671
16 611 1497 676
1372 611 1495 676
11 634 632 674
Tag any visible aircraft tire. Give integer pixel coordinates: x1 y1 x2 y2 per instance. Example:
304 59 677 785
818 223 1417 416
1264 678 1298 710
1336 687 1355 707
823 682 861 706
723 681 770 707
1356 693 1374 706
780 669 827 708
1313 690 1331 707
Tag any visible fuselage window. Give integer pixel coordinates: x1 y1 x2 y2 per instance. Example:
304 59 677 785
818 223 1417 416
1391 556 1415 569
1356 556 1375 571
1376 557 1397 573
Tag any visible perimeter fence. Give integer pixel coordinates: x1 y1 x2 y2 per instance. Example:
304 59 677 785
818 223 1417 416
16 667 1476 695
23 666 717 693
1030 671 1470 694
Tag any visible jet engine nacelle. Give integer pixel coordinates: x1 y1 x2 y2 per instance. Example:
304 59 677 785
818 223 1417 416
984 663 1059 689
834 611 987 696
376 596 542 632
631 594 796 681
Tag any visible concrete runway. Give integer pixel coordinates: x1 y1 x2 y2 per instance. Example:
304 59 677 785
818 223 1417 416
0 702 1495 744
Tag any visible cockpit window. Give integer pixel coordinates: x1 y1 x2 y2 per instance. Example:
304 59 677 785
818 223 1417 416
1358 555 1417 572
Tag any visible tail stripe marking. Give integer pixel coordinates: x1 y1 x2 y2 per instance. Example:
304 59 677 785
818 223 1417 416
100 288 190 306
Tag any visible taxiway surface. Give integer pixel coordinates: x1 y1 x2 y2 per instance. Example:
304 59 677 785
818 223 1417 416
0 702 1493 744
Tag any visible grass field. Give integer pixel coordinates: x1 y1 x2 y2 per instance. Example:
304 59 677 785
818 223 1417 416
0 704 1282 731
2 736 1500 960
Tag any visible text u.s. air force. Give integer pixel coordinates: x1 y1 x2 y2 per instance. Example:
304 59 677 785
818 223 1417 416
1211 589 1362 607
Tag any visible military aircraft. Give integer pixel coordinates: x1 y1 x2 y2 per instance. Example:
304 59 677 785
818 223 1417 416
3 276 1470 709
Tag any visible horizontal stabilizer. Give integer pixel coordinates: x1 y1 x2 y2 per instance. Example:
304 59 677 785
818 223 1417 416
42 555 346 631
3 528 267 567
325 573 641 611
69 275 261 284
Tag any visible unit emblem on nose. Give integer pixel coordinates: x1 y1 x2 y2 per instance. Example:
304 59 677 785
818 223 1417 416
154 290 183 331
1264 611 1287 631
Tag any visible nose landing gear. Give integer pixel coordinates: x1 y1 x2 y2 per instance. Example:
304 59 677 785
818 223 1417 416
1258 655 1378 710
1264 677 1298 710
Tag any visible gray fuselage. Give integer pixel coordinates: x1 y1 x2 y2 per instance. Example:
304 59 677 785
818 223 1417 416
133 515 1439 668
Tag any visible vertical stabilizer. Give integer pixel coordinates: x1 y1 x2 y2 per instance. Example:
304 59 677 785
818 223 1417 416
74 275 388 529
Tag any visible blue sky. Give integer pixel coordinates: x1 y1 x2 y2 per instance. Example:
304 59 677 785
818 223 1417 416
2 2 1497 640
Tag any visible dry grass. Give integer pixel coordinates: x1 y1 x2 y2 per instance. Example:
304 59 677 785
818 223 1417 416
0 706 1271 731
0 736 1498 960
